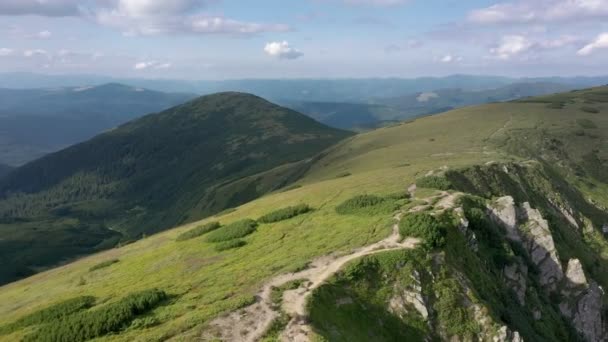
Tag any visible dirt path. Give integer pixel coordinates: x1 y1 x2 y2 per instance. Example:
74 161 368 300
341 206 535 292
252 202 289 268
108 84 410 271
202 215 420 342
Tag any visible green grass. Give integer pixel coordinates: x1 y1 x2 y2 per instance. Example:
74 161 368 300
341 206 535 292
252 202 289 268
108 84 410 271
415 174 452 190
205 219 258 243
214 239 247 252
335 194 399 215
176 222 221 241
89 259 119 272
258 204 313 223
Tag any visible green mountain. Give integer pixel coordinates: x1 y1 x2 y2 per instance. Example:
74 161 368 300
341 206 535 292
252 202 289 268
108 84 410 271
0 83 196 165
1 87 608 342
0 92 351 285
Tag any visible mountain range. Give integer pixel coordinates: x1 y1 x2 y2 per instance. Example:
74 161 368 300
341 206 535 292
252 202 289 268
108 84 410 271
0 83 195 165
0 85 608 342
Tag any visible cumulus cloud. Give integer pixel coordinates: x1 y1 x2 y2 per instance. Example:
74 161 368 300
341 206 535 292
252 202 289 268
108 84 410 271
264 41 304 60
95 1 290 36
490 35 533 60
469 0 608 24
438 54 462 63
0 48 14 56
0 0 80 17
23 49 49 58
134 60 172 70
577 33 608 56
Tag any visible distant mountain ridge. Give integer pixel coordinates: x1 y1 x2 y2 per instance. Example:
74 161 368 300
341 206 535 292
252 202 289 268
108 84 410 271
0 164 12 178
0 92 351 285
0 83 196 165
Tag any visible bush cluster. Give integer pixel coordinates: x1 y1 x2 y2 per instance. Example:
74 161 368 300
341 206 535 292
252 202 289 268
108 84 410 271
214 239 247 251
335 194 397 215
89 259 119 272
415 175 452 190
399 212 446 248
581 106 600 114
206 219 258 243
576 118 598 129
25 289 167 342
258 204 312 223
0 296 95 335
176 221 221 241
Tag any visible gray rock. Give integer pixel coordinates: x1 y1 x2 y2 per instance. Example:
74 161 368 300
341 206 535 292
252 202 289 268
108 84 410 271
489 196 520 242
388 270 428 320
494 326 523 342
560 282 607 342
504 260 528 305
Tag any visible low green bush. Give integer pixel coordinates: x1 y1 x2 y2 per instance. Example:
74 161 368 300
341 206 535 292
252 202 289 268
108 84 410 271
25 289 167 342
206 219 258 243
581 106 600 114
399 212 446 248
89 259 119 272
577 118 598 129
176 222 221 241
0 296 95 335
415 175 452 190
546 102 565 109
258 204 312 223
335 195 398 215
214 239 247 251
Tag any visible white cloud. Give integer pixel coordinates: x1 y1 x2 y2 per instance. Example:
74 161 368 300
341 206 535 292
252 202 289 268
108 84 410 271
438 54 462 63
0 0 80 16
469 0 608 24
264 41 304 60
490 35 533 60
0 48 14 56
23 49 49 58
578 33 608 55
134 60 172 70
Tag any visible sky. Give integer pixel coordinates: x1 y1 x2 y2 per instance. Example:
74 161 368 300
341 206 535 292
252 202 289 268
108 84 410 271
1 0 608 79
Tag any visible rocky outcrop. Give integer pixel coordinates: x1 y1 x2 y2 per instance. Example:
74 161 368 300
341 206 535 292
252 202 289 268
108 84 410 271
489 196 520 242
454 207 478 252
503 259 528 305
519 202 564 291
388 270 429 320
560 259 607 342
603 224 608 235
493 326 523 342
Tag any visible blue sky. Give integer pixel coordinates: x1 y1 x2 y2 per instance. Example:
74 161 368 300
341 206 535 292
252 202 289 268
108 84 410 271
1 0 607 79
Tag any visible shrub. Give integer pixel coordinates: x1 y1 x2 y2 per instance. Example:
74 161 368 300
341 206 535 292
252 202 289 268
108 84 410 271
399 212 446 248
335 172 352 178
416 175 452 190
206 219 258 243
0 296 95 335
335 194 398 215
581 106 600 114
577 118 598 129
258 204 312 223
546 102 565 109
214 239 247 251
89 259 119 272
25 289 167 342
176 221 221 241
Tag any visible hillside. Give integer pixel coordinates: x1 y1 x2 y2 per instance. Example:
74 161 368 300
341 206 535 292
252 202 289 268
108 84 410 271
0 92 351 285
0 84 196 165
0 164 12 179
280 101 402 131
283 82 573 131
0 87 608 341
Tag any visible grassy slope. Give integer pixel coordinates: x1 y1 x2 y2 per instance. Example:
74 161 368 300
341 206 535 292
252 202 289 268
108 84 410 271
0 87 607 341
0 92 351 285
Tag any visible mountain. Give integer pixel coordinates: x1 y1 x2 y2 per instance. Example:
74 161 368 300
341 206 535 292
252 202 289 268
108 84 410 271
0 92 351 285
3 72 608 102
2 87 608 341
282 82 574 131
280 101 403 131
0 83 196 165
375 82 574 117
0 164 12 178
